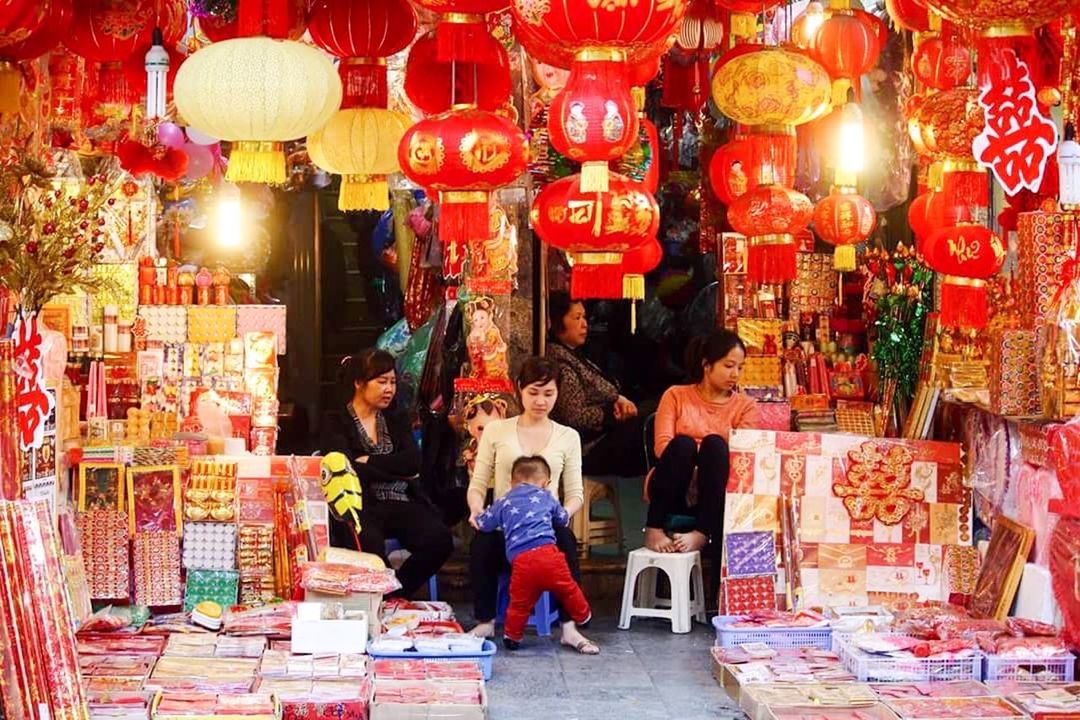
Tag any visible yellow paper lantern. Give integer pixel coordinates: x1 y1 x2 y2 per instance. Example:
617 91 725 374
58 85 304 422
710 47 832 128
308 108 413 211
175 37 342 184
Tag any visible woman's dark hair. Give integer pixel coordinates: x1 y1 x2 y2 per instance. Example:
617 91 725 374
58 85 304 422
517 356 561 390
685 330 747 383
341 348 396 388
548 290 582 338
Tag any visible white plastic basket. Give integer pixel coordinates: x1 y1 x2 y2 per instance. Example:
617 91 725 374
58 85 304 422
713 615 833 650
983 653 1076 682
837 637 983 683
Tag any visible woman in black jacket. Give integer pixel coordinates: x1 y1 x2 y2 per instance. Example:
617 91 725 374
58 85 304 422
320 349 453 597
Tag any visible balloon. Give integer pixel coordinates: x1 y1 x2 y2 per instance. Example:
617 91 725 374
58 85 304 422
183 142 214 180
185 125 219 145
157 121 185 148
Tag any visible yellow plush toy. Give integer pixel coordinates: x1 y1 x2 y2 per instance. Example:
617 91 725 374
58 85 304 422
320 452 363 536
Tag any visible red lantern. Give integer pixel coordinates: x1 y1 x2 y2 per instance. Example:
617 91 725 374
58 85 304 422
309 0 417 109
708 129 797 205
628 54 661 88
728 184 813 283
398 106 528 246
64 0 186 105
662 49 712 112
885 0 930 31
0 0 45 50
1 0 70 60
922 223 1005 328
569 236 662 303
913 35 970 90
941 164 989 224
411 0 507 64
196 0 306 41
917 87 983 161
812 10 882 101
532 173 659 297
404 29 511 114
548 53 639 192
813 189 877 271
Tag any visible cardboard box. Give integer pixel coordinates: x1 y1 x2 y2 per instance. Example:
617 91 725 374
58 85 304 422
369 680 487 720
291 603 369 655
741 684 877 720
766 704 900 720
305 589 383 637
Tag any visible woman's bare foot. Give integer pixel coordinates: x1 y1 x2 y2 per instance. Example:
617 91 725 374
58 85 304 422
673 530 708 553
645 527 676 553
470 621 495 639
560 621 600 655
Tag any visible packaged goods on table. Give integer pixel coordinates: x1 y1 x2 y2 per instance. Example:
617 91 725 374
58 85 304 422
882 696 1026 719
1005 683 1080 719
740 684 877 720
764 705 901 720
869 681 993 699
145 657 260 694
837 634 983 683
370 678 486 720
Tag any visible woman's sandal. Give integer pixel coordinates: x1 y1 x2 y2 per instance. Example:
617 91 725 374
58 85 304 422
565 639 600 655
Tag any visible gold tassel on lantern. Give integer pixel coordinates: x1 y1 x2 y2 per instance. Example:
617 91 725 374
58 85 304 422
227 141 287 185
834 245 857 272
580 160 610 193
624 273 645 334
340 175 389 212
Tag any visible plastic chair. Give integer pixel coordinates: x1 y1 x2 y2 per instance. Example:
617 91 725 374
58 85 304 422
494 574 561 637
384 538 439 601
618 548 707 634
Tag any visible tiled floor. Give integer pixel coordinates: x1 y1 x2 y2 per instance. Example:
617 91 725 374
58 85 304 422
474 612 745 720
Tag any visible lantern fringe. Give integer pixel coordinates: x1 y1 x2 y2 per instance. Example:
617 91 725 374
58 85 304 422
0 63 19 114
940 278 989 329
339 176 389 212
623 274 645 301
580 161 611 193
570 265 622 299
226 142 287 185
439 196 490 246
340 63 388 109
834 245 857 273
748 240 798 284
436 20 501 65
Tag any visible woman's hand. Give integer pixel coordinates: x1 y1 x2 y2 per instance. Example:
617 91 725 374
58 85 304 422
614 395 638 421
468 508 485 530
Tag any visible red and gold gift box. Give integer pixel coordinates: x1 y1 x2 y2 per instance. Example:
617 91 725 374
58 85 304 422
1017 210 1078 327
988 328 1040 417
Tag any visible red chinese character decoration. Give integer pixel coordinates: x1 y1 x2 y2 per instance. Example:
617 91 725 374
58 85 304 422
972 47 1058 197
11 313 53 453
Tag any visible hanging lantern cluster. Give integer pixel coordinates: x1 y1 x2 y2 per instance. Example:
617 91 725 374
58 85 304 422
175 0 342 184
510 0 686 192
711 46 830 283
306 0 417 211
808 0 886 104
0 0 71 113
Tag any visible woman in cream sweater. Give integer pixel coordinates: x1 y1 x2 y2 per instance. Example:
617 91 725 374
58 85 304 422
467 357 597 654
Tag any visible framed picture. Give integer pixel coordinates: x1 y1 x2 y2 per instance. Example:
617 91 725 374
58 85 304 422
78 463 126 512
970 515 1034 620
126 465 182 537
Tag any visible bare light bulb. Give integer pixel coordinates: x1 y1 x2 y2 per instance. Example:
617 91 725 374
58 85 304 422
835 92 865 187
215 186 245 249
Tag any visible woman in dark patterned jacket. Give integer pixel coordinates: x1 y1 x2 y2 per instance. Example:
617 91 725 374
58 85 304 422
545 291 648 477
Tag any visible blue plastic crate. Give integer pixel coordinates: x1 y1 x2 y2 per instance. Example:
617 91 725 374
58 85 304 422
367 639 498 681
837 637 983 683
712 615 833 650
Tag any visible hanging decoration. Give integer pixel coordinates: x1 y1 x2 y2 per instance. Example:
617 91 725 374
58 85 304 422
174 36 341 184
531 172 659 298
912 33 971 91
727 184 814 284
921 222 1007 329
814 189 877 272
884 0 930 31
811 4 884 103
307 0 417 211
711 47 832 129
0 0 71 113
708 129 798 204
410 0 508 64
403 29 511 115
398 106 528 249
716 0 780 40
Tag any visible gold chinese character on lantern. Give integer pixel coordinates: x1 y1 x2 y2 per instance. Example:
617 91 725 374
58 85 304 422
406 133 445 176
460 131 511 174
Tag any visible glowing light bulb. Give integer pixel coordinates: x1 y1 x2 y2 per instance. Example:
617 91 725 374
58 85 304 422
835 91 865 188
215 185 245 249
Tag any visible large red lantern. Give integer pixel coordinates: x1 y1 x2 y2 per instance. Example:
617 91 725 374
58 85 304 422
398 106 528 246
917 87 983 162
532 173 659 297
548 52 639 192
908 190 968 249
0 0 45 50
708 129 797 205
411 0 508 64
885 0 930 31
728 184 813 283
308 0 417 109
813 189 877 271
404 29 511 114
912 34 971 90
197 0 306 41
922 223 1005 328
812 10 882 102
0 0 70 112
64 0 186 105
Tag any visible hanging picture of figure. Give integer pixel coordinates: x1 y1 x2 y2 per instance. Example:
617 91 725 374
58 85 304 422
465 296 510 383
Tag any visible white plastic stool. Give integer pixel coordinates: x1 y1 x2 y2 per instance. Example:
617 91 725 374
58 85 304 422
618 548 706 634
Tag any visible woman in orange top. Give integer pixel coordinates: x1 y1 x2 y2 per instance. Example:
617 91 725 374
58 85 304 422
646 329 760 557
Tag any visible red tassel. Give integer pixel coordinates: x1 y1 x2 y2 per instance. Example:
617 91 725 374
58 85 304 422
939 277 988 329
570 265 623 299
438 193 491 246
747 238 798 284
97 62 134 106
436 17 500 65
340 62 388 109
